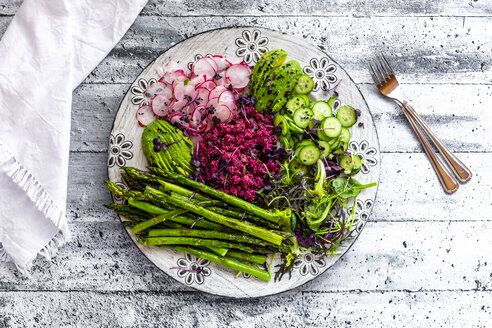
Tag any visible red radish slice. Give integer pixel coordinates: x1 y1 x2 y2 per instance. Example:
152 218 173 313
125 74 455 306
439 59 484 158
192 57 218 80
151 94 172 117
149 81 173 100
174 81 198 102
214 76 227 86
172 99 190 114
212 55 232 72
170 114 187 128
225 64 251 89
209 85 228 100
136 105 156 127
199 80 217 91
160 69 187 84
218 90 235 107
190 74 207 86
195 87 210 106
214 105 233 123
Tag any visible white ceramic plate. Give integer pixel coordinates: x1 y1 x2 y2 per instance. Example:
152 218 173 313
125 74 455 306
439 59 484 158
107 27 380 298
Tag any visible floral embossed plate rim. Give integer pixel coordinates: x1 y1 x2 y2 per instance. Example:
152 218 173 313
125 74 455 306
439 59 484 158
107 27 380 298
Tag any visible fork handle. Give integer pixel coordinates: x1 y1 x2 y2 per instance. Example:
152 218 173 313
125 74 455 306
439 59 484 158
400 103 459 194
403 103 472 183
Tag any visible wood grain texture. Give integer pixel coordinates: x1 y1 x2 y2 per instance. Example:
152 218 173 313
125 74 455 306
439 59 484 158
72 16 492 85
1 0 491 326
1 0 491 17
0 290 490 327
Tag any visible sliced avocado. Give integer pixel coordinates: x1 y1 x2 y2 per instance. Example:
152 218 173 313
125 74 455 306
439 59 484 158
250 49 287 97
255 60 303 112
142 120 194 175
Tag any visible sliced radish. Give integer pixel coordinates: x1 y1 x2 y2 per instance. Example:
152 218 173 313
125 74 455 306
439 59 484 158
218 90 235 107
136 105 157 127
174 82 198 102
151 94 172 117
190 74 207 86
195 87 210 106
225 64 251 89
170 114 187 128
172 99 190 114
199 80 217 91
212 104 233 123
160 69 187 85
192 57 218 80
209 85 228 100
212 55 232 72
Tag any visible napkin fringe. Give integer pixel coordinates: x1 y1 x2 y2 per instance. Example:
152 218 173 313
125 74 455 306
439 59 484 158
0 143 70 273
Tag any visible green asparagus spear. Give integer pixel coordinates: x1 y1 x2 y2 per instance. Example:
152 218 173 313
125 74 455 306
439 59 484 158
143 237 265 253
226 250 267 265
132 209 188 233
147 167 291 227
144 187 284 245
148 229 270 246
167 246 271 281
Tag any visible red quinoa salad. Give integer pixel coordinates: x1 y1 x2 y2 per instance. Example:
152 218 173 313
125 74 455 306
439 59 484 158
194 105 280 201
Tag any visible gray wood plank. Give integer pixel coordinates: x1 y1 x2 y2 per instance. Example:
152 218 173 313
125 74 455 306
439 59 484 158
79 16 492 85
0 290 490 327
70 83 492 153
1 219 490 293
1 0 492 17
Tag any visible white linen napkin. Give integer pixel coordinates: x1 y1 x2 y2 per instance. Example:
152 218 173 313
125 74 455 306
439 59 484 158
0 0 148 273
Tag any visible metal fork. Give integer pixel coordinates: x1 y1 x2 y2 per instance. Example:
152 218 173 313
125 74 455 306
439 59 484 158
369 55 472 194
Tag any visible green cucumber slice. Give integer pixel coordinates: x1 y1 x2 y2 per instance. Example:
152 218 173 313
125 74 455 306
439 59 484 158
293 107 314 129
317 141 331 157
274 114 289 135
286 95 308 116
284 116 305 134
336 106 357 127
316 129 331 141
339 155 354 174
339 127 351 143
312 101 332 118
321 117 342 138
308 113 325 130
333 141 348 154
298 145 321 166
351 154 362 175
294 74 314 94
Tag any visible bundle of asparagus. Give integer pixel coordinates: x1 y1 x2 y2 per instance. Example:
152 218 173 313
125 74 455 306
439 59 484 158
105 167 297 281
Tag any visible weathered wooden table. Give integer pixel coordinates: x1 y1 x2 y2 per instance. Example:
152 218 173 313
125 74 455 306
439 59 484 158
1 1 491 327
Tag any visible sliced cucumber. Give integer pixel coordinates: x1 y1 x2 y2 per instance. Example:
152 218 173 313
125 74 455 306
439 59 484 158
296 139 315 149
312 101 332 118
317 141 331 157
274 114 289 135
339 155 354 174
338 154 362 175
294 74 314 95
308 113 325 130
327 96 337 109
339 127 351 144
321 117 342 138
298 145 321 166
333 141 348 154
328 136 340 148
286 95 308 116
284 116 305 134
336 106 357 127
351 154 362 175
316 129 331 141
293 107 314 129
289 160 308 174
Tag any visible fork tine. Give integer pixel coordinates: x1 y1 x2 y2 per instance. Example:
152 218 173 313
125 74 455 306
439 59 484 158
368 62 381 86
380 54 395 77
373 56 389 82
